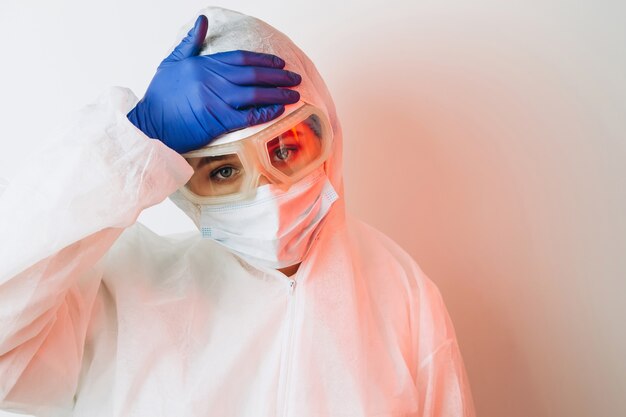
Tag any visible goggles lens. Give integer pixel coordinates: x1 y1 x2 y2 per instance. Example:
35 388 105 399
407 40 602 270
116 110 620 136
187 153 247 197
265 114 323 177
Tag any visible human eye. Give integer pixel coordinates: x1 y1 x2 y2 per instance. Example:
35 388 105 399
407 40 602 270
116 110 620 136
209 165 241 182
272 144 299 162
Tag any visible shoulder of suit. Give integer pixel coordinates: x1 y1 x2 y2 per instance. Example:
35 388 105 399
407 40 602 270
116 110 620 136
344 215 441 297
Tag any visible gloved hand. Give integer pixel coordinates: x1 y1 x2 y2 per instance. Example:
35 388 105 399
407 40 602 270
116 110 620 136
127 15 302 153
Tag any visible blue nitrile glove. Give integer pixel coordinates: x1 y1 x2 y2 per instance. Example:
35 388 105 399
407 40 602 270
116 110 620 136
127 15 302 153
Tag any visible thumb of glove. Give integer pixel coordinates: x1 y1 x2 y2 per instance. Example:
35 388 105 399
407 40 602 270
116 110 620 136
162 15 208 64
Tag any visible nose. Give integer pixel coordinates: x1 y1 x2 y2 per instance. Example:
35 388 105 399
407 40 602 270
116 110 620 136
257 174 291 192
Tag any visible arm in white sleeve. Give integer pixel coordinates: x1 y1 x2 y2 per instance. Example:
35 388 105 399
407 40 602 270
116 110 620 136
412 273 477 417
417 339 476 417
0 87 193 415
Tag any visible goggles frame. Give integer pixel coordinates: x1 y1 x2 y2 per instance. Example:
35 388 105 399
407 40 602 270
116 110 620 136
179 103 333 205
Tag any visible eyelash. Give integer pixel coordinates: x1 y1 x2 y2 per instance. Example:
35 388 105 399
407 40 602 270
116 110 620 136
209 165 240 182
272 145 299 161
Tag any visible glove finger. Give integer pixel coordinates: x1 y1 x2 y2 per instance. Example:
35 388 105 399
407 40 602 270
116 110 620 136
200 101 284 136
222 86 300 109
201 97 241 134
208 50 286 68
200 57 300 86
244 104 287 126
215 64 302 87
163 15 208 64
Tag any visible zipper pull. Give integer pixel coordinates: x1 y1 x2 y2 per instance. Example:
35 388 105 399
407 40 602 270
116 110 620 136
289 280 297 295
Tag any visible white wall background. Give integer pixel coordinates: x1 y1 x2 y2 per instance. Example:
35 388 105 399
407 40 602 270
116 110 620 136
1 1 625 416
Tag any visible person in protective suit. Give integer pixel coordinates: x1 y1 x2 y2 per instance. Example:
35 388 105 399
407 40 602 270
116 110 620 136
0 6 476 417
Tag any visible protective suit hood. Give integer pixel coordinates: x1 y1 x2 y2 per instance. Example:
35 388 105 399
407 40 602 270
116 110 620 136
169 7 346 237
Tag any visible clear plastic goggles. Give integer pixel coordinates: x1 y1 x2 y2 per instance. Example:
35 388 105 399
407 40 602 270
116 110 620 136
179 103 333 205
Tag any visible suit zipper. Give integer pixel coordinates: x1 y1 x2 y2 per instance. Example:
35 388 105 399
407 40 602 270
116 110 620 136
277 279 297 417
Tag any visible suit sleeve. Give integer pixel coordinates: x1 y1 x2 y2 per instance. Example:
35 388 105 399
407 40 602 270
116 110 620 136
412 270 477 417
0 87 192 415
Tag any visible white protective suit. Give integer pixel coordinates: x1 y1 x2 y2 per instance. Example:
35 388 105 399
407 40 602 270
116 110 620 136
0 6 476 417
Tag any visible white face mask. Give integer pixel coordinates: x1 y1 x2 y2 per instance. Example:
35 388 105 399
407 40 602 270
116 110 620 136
171 167 339 269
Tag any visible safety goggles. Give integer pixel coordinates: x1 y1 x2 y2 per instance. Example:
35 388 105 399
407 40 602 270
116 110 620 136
179 103 333 205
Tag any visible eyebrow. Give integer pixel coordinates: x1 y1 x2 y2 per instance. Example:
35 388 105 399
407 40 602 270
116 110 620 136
196 154 238 169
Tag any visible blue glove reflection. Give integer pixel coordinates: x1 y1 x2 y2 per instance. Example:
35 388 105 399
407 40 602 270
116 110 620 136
127 15 302 153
